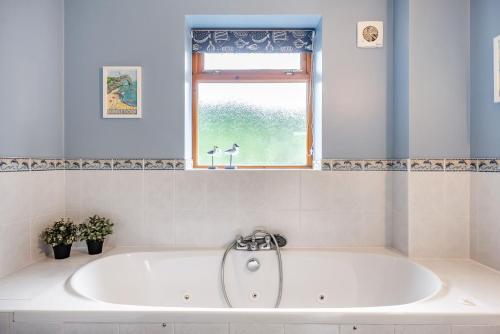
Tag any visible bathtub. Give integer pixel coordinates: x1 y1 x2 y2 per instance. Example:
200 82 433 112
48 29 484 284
69 249 441 309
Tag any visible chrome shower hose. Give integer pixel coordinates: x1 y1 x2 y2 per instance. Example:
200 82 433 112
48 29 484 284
220 230 283 308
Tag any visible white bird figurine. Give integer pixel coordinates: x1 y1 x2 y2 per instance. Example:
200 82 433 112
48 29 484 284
207 146 220 169
224 143 240 169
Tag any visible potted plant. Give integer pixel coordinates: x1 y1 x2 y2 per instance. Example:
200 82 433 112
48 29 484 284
79 215 113 255
40 218 79 259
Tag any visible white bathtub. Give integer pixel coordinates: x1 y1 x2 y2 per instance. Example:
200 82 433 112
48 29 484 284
69 249 441 309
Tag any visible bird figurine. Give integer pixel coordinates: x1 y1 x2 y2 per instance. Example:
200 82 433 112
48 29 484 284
206 146 220 169
224 143 240 169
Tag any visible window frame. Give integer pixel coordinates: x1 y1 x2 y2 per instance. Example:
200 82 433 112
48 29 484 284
192 52 314 169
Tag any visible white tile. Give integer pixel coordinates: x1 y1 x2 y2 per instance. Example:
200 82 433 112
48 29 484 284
30 171 65 218
206 172 239 211
29 214 56 261
79 171 114 219
0 172 31 225
395 325 450 334
444 173 470 218
110 171 144 246
64 323 119 334
143 172 174 245
470 173 500 270
408 172 469 258
174 171 207 211
119 323 173 334
264 171 300 211
0 220 31 278
230 324 284 334
0 313 12 334
329 172 364 213
174 323 228 334
360 172 391 215
299 210 366 246
65 170 82 222
236 171 267 211
286 324 339 334
361 212 389 246
392 172 409 254
264 210 301 246
14 322 62 334
340 325 394 334
174 210 238 247
452 326 500 334
300 172 334 211
299 210 338 246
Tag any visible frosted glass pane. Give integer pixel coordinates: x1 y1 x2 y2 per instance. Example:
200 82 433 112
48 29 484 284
204 53 301 70
197 83 308 166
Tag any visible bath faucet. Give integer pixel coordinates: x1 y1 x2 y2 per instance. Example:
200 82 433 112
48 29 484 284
222 229 285 308
236 236 249 250
232 230 287 251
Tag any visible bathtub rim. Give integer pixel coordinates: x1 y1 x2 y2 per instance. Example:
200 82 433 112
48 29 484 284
67 247 443 310
2 246 500 325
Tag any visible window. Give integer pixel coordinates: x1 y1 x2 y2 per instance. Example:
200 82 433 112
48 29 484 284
192 30 314 168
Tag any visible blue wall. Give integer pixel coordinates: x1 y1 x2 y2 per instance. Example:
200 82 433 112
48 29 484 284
392 0 409 159
0 0 64 158
64 0 393 159
470 0 500 158
409 0 470 158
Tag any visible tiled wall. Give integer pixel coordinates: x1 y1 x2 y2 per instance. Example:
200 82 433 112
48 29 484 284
471 172 500 271
0 167 65 277
1 156 498 277
408 172 470 258
65 169 391 248
391 160 471 258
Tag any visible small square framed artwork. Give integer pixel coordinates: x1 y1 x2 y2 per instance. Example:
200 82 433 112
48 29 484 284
494 35 500 103
102 66 142 118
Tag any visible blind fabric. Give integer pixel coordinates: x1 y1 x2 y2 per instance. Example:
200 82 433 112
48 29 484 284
192 30 315 53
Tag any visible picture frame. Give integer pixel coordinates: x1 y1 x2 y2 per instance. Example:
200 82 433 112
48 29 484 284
494 35 500 103
357 21 384 48
102 66 142 118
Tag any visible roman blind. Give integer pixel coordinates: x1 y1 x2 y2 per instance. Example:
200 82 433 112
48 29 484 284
191 29 315 53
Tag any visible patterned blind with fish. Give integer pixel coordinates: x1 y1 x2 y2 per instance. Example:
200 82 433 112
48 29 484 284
191 30 315 53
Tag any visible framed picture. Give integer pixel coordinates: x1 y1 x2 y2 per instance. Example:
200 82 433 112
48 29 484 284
102 66 142 118
357 21 383 48
495 35 500 103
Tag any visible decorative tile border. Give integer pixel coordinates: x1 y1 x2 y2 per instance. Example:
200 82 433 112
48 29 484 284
113 159 144 170
144 159 175 170
30 159 57 171
1 157 499 173
0 158 30 172
320 158 488 172
321 159 408 171
81 159 112 170
0 157 187 172
62 159 82 170
410 159 445 172
445 159 477 172
332 160 364 171
477 159 500 172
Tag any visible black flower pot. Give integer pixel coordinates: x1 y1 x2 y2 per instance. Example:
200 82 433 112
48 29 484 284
86 240 104 255
52 244 72 259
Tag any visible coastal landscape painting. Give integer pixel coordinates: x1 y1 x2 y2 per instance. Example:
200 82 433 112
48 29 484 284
103 66 142 118
495 36 500 103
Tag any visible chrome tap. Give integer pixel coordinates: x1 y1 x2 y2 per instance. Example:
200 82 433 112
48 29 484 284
249 235 258 251
231 230 287 251
236 235 249 250
259 235 272 250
